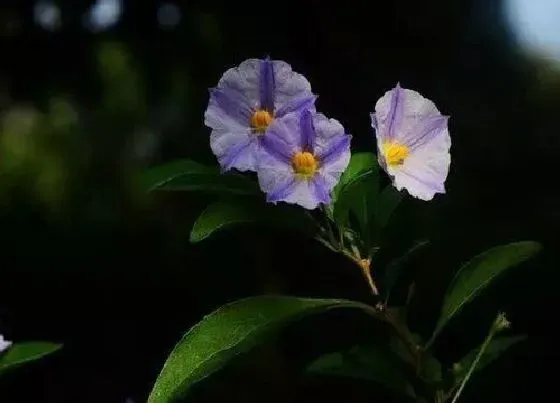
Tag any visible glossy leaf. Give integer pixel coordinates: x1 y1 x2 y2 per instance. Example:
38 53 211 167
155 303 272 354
307 344 416 397
371 185 404 236
333 153 379 231
383 240 430 302
334 174 378 244
190 200 316 243
333 152 378 203
147 296 376 403
142 159 260 195
428 241 541 346
0 342 62 375
456 335 526 377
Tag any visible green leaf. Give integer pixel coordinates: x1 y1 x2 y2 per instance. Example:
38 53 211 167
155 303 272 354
333 152 378 203
383 240 430 302
141 159 260 195
371 185 404 238
0 342 62 375
147 296 376 403
420 352 442 384
307 344 416 398
332 153 379 233
455 335 526 378
190 200 316 243
428 241 541 347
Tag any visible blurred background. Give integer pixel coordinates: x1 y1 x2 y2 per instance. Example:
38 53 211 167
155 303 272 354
0 0 557 401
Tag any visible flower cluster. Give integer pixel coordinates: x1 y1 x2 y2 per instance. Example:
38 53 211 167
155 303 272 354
205 57 451 209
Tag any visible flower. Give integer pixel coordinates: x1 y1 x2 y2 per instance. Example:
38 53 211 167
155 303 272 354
205 57 317 172
257 110 351 210
0 334 12 353
371 83 451 200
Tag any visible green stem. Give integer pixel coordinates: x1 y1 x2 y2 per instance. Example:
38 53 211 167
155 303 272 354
449 315 503 403
320 207 339 250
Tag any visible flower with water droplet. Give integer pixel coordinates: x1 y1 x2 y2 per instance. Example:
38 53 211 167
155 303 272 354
257 110 351 210
371 83 451 200
205 57 317 172
0 334 12 353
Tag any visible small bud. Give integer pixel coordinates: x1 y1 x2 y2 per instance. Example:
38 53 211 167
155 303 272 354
452 362 462 374
492 312 511 333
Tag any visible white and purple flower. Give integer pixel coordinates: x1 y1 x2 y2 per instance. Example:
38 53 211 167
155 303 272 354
371 83 451 201
257 110 351 210
205 57 317 172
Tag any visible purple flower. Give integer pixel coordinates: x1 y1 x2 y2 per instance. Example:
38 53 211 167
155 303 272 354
257 110 351 210
205 58 317 172
371 83 451 201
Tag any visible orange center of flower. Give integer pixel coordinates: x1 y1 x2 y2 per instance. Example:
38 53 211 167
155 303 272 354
250 109 274 134
292 151 318 178
382 142 409 166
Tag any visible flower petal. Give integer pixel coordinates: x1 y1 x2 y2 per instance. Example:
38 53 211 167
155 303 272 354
267 177 298 202
257 138 325 210
259 57 275 112
405 115 449 151
317 136 351 196
257 148 293 198
370 112 379 131
388 127 451 200
284 179 328 210
317 135 351 167
374 84 440 144
313 113 348 156
311 174 332 206
210 129 258 172
299 109 316 151
208 87 254 126
206 101 257 172
275 94 317 117
0 335 12 353
279 179 325 210
262 112 303 162
271 60 315 115
216 59 262 111
385 82 405 140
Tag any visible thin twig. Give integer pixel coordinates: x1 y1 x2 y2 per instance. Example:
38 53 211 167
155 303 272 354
449 313 509 403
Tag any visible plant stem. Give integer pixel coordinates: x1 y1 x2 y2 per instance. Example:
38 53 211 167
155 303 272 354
320 207 340 250
359 258 379 296
449 313 506 403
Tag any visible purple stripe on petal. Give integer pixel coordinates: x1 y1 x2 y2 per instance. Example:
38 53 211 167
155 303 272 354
261 131 293 164
299 110 316 151
407 115 449 151
210 88 253 126
317 135 351 165
259 58 275 112
312 175 331 205
220 137 253 171
386 83 404 140
268 178 297 202
275 94 317 117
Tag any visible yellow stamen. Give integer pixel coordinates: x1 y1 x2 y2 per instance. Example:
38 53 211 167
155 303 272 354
250 109 274 134
382 141 409 166
291 151 318 178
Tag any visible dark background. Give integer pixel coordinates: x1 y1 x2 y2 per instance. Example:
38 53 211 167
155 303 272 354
0 0 556 402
